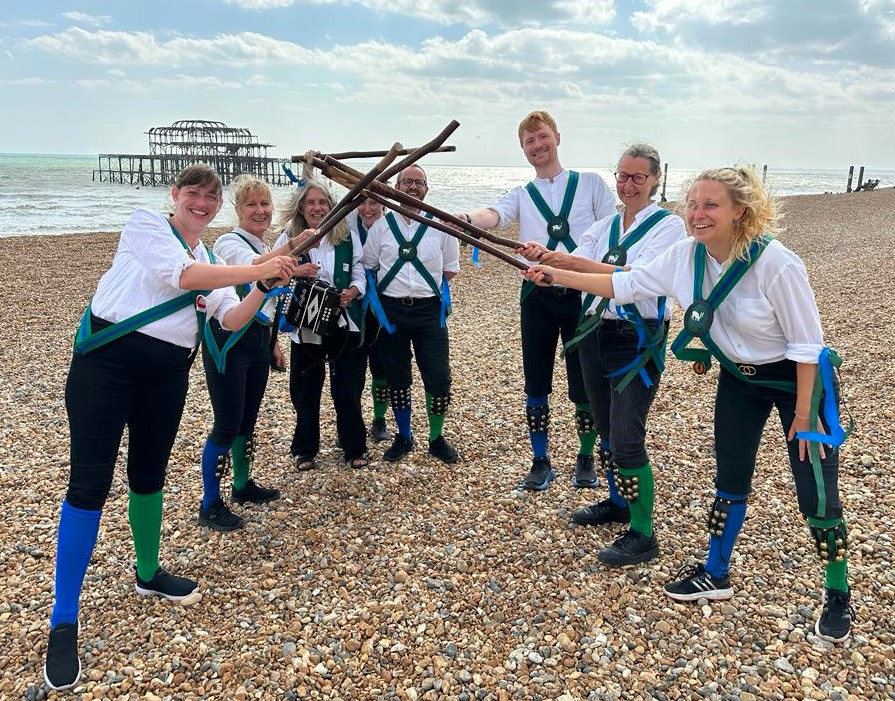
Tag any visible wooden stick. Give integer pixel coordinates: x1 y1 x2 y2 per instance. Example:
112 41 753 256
289 142 404 258
312 154 521 250
362 191 528 271
311 145 456 161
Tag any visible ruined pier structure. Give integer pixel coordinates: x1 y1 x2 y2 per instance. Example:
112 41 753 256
93 119 292 187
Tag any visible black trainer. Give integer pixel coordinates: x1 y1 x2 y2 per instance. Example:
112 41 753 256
44 621 80 691
571 498 631 526
815 587 853 643
521 456 555 491
383 434 415 462
198 498 244 531
134 566 199 601
664 563 734 601
572 454 599 488
231 479 280 505
598 529 660 566
428 435 459 463
370 418 390 443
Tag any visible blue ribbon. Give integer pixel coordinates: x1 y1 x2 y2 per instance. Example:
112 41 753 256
364 269 396 334
282 164 304 187
605 297 667 388
796 348 848 448
440 275 452 327
471 247 481 266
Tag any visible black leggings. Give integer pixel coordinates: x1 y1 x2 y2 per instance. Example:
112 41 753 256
714 361 842 520
202 320 271 445
65 321 192 510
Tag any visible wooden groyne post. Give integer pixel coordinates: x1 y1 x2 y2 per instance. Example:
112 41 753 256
761 165 767 184
660 163 668 202
857 166 865 191
846 166 854 193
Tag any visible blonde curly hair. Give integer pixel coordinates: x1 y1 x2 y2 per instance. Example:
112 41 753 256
681 166 782 264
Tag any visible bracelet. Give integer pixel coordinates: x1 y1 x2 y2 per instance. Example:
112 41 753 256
795 412 810 420
256 280 271 294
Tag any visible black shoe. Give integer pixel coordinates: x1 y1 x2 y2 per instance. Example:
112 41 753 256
571 498 631 526
664 563 733 602
572 454 599 488
428 435 459 463
134 566 199 601
598 529 660 566
383 434 415 462
815 587 853 643
198 499 244 532
370 418 390 443
232 479 280 505
521 456 555 491
44 621 80 691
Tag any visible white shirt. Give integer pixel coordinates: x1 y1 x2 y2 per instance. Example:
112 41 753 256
575 202 687 321
91 208 239 349
611 237 825 365
213 227 278 321
490 170 617 253
275 230 367 342
362 212 460 299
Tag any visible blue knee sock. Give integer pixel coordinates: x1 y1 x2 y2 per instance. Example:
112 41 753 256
526 395 549 458
200 438 230 509
393 406 412 440
51 500 101 627
602 439 627 507
705 490 748 578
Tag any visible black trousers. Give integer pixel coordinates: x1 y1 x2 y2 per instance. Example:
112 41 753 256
65 319 193 510
289 328 367 461
520 285 588 402
377 296 451 394
578 319 664 469
714 360 842 519
359 307 386 399
202 320 271 446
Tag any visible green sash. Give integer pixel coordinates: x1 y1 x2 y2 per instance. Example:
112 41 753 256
333 235 364 344
563 209 671 356
520 170 580 303
377 212 442 299
74 221 211 355
670 235 794 392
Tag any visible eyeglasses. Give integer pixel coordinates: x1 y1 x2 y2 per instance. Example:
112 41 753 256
614 172 650 185
399 178 427 188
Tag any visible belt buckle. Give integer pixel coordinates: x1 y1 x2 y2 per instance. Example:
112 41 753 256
401 297 415 306
738 363 756 377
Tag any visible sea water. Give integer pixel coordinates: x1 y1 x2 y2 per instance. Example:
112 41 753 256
1 153 892 238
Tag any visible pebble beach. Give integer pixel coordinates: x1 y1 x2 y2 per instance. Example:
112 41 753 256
1 189 893 700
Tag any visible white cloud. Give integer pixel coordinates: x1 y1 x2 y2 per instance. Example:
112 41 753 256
0 77 54 86
224 0 616 26
224 0 296 7
62 11 113 27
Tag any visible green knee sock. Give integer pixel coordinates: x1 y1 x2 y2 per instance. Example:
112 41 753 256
231 435 249 490
619 463 654 537
371 377 388 420
808 516 849 592
128 490 163 582
575 403 596 456
425 393 445 442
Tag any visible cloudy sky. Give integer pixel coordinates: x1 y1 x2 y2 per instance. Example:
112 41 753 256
1 0 893 169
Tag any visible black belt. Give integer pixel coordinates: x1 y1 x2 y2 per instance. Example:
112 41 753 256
382 295 438 307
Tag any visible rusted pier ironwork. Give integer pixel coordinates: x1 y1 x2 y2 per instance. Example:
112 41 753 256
93 119 292 187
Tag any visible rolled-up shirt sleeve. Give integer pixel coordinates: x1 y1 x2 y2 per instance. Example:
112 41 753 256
124 208 197 288
490 188 521 228
766 261 825 363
